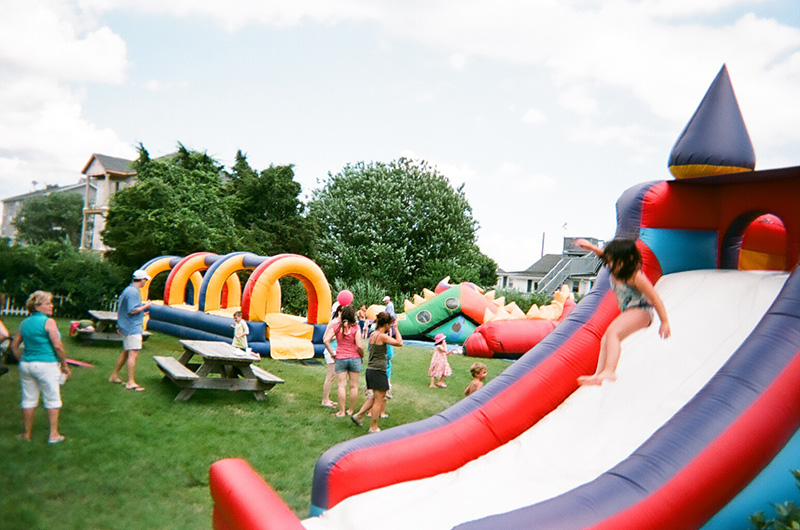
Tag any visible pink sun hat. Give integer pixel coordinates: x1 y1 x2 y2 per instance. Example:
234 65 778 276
434 333 446 344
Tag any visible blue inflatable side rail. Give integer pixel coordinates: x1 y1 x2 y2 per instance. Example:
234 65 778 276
149 304 266 343
147 304 328 358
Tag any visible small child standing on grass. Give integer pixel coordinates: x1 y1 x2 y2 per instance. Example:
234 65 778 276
428 333 452 388
231 311 249 351
464 362 487 396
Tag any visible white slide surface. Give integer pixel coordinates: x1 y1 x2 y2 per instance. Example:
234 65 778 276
303 270 788 530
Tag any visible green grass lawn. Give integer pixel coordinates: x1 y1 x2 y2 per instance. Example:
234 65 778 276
0 316 511 530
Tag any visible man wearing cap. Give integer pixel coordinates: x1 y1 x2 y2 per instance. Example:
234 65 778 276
109 270 152 391
382 295 395 318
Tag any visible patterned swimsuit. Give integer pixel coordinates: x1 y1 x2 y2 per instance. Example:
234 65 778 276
610 277 653 315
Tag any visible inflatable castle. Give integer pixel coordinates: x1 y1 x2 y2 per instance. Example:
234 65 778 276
138 252 332 359
207 65 800 529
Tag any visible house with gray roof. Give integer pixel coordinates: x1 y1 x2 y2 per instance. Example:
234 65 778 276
1 180 96 243
496 237 603 297
79 153 136 252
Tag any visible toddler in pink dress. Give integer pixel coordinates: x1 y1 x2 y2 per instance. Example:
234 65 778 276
428 333 452 388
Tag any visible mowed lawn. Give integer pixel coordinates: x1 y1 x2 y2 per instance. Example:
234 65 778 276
0 316 512 530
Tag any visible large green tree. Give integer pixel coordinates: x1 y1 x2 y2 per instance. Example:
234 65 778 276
223 151 315 257
13 192 83 247
102 144 238 268
0 239 127 316
307 158 497 295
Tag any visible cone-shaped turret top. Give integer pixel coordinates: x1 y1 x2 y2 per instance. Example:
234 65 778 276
668 64 755 179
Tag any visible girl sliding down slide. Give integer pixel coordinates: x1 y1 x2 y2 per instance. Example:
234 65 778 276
576 238 670 385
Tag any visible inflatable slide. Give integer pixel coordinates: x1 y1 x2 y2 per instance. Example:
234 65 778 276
208 163 800 529
207 67 800 529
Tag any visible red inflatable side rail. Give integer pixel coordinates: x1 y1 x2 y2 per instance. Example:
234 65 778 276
209 458 304 530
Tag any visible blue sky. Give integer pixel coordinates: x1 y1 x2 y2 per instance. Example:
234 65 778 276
1 1 798 271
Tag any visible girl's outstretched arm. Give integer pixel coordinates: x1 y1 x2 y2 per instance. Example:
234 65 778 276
632 271 671 338
575 238 603 258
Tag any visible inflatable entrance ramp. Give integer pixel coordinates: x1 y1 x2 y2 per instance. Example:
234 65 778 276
264 313 315 360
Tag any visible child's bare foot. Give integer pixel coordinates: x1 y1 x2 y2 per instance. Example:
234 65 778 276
596 372 617 384
577 375 601 386
108 376 123 384
429 384 436 388
578 373 617 386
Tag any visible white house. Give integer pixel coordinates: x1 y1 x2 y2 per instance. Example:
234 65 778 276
496 237 603 297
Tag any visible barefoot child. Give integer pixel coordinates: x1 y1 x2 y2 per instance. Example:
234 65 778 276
576 238 670 386
464 362 487 396
231 311 249 351
429 333 452 388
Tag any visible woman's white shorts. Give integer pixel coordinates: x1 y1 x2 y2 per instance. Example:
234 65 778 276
20 361 62 409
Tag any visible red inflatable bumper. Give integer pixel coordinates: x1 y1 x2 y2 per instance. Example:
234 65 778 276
209 458 304 530
464 299 575 358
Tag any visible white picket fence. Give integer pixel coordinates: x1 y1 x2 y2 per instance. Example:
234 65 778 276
0 296 118 317
1 299 29 316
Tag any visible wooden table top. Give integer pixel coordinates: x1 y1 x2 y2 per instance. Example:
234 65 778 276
179 339 260 362
88 310 118 321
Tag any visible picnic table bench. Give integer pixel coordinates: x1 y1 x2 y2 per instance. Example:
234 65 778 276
75 310 152 344
154 339 284 402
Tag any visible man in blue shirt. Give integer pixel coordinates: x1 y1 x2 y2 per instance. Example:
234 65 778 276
109 270 152 391
382 295 395 318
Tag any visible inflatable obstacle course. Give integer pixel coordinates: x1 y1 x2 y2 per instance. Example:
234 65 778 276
139 252 332 359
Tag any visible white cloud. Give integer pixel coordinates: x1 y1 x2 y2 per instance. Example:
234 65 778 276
449 53 467 71
80 0 383 31
143 79 191 92
0 1 133 198
521 107 547 125
69 2 800 153
558 86 598 116
0 1 127 82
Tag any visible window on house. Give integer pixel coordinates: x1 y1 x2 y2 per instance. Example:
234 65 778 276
502 276 508 288
526 279 533 292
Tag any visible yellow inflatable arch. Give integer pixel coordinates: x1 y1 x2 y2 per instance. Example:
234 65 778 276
242 254 332 324
163 252 240 308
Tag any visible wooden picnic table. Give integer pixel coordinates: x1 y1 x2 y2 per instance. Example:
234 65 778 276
75 310 151 344
153 339 284 402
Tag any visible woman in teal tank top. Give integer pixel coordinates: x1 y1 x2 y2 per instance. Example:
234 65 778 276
10 291 70 443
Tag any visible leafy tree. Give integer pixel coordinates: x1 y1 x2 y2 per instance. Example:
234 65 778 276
0 239 127 317
102 144 238 268
0 238 46 302
13 191 84 247
750 470 800 529
223 151 315 257
307 158 497 295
